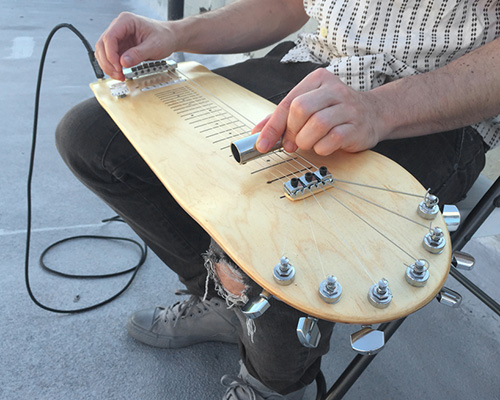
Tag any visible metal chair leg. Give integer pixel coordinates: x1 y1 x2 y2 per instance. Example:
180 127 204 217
168 0 184 21
321 318 406 400
450 176 500 316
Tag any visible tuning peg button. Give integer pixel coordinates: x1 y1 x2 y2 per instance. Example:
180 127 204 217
350 326 385 355
451 251 475 271
241 290 272 319
297 316 321 348
436 287 462 308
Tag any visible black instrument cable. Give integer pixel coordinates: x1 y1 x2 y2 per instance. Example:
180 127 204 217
26 23 148 313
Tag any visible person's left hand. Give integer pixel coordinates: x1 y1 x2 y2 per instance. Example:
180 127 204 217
254 68 384 156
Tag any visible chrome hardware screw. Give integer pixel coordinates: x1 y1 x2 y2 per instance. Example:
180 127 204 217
368 278 392 308
405 259 430 287
279 257 291 273
273 256 295 285
425 194 439 208
418 192 440 219
413 259 426 273
423 226 446 254
375 279 388 296
319 275 342 304
325 275 338 293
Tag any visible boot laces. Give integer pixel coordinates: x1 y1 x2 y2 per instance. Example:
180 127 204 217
156 291 211 327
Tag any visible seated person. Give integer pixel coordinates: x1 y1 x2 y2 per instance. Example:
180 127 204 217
56 1 499 398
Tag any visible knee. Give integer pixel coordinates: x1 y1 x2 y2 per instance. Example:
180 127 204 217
56 98 93 167
203 240 252 306
55 97 117 178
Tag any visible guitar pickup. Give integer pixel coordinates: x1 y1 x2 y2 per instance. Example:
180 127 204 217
284 167 334 201
123 59 178 79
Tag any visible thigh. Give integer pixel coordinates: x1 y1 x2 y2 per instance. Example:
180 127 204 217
56 97 212 297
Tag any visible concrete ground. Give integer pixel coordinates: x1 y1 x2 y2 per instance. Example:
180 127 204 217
1 1 499 399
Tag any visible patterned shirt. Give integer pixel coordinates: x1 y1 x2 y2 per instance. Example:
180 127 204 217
282 0 500 148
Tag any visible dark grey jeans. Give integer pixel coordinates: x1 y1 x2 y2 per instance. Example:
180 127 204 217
55 42 486 395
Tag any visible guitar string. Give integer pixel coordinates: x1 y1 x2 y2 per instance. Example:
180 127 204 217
328 183 430 229
159 74 252 143
155 72 304 264
292 152 424 198
319 186 418 261
171 70 422 268
302 194 327 279
273 151 431 254
168 69 426 201
327 177 423 198
273 153 421 275
250 151 377 282
159 68 422 272
307 188 377 281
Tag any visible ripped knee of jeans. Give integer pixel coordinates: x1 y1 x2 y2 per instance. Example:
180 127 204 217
203 239 250 307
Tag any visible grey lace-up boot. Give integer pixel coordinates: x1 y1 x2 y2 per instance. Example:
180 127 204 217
126 293 239 348
221 361 306 400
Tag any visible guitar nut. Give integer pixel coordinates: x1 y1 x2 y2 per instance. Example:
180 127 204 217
319 275 342 304
417 192 439 220
368 278 392 308
405 259 430 287
273 257 295 285
423 227 446 254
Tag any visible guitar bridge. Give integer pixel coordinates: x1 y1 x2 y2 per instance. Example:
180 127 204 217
110 59 186 98
123 59 179 79
284 166 334 201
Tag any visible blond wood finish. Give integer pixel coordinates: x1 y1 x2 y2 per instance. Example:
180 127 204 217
91 62 451 325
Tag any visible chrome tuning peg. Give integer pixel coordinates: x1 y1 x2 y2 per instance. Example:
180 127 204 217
241 290 272 319
405 259 430 287
318 275 342 304
297 316 321 348
423 227 446 254
368 278 392 308
436 287 462 308
418 192 439 219
451 251 475 271
442 204 461 232
273 257 295 285
350 326 385 355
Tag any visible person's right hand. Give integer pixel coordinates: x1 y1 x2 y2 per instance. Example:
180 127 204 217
95 12 176 81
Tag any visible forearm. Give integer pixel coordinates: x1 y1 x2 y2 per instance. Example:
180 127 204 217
169 0 309 54
372 38 500 142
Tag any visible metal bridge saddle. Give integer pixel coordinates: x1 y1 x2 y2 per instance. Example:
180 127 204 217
283 166 334 201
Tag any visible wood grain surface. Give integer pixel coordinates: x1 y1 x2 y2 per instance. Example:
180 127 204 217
91 61 451 324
